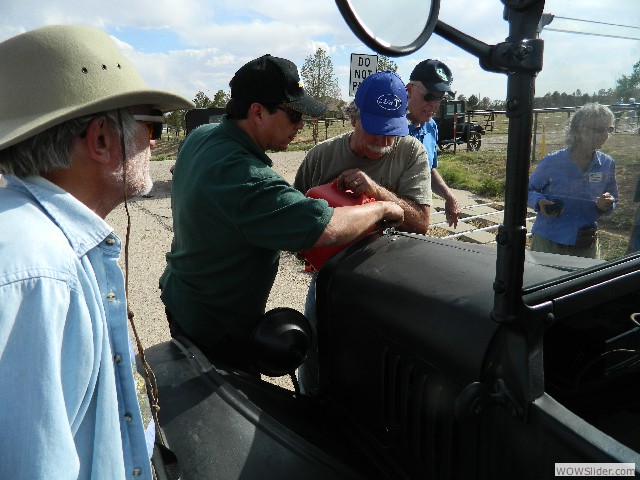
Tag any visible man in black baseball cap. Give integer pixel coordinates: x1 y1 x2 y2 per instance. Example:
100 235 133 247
407 59 462 228
409 59 454 96
230 54 326 118
161 54 403 376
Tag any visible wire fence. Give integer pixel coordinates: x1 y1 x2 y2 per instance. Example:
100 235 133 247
463 104 640 161
293 104 640 159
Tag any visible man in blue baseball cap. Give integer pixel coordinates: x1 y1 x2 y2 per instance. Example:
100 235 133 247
295 70 432 234
294 71 432 394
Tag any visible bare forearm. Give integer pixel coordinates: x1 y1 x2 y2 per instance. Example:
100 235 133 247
370 185 429 234
431 168 461 228
431 168 452 199
335 169 428 234
314 202 402 247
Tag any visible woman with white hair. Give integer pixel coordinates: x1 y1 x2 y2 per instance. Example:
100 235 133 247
527 103 618 259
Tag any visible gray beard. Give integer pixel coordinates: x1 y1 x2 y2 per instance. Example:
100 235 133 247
367 144 393 156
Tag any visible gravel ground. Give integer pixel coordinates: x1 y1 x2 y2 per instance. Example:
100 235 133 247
106 151 310 387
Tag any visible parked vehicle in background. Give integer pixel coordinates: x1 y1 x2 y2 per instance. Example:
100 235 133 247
434 99 484 150
612 101 639 134
172 107 226 171
184 107 225 134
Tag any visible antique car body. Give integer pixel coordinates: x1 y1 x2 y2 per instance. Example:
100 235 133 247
184 107 225 135
147 1 640 478
148 234 640 479
434 99 484 151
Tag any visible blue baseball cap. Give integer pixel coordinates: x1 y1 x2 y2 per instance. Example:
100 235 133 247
355 71 408 136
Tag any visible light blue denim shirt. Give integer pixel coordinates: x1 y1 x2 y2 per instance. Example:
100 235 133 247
0 175 152 479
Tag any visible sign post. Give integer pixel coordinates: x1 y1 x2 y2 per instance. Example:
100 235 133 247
349 53 378 96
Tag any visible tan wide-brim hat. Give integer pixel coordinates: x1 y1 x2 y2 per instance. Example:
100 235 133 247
0 24 195 150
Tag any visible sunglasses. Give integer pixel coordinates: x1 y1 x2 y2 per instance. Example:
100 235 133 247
411 83 446 104
588 126 615 134
277 105 304 124
132 109 165 140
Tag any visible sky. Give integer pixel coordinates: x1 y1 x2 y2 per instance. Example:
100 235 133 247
1 1 639 106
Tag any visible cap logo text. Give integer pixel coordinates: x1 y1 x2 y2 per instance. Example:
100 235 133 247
376 94 402 111
436 67 450 83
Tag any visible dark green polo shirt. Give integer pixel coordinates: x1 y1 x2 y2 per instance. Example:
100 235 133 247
160 116 333 345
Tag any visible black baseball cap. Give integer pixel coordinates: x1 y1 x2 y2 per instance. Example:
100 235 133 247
410 59 453 96
230 54 327 117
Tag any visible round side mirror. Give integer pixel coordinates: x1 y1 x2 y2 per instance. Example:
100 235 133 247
335 0 440 56
250 308 312 377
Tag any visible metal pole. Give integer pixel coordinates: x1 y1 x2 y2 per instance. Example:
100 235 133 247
453 112 458 154
531 111 539 163
492 1 545 323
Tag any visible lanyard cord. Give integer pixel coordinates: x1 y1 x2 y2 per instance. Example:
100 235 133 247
117 110 165 447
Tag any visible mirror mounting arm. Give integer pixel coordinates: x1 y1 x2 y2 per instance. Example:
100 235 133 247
435 20 543 76
433 20 491 63
481 39 543 75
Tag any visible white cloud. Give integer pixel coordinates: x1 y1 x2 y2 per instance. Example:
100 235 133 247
0 0 638 103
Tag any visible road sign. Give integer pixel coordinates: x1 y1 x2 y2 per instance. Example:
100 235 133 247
349 54 378 96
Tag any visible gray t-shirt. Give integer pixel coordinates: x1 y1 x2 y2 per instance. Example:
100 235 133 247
294 131 432 205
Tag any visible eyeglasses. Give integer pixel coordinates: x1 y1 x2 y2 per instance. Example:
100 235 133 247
411 83 446 104
133 109 165 140
277 105 304 124
588 126 615 134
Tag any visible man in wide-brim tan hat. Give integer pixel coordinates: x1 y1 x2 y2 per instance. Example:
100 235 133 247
0 24 193 479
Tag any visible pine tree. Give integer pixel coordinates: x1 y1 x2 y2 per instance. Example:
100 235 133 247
300 48 341 104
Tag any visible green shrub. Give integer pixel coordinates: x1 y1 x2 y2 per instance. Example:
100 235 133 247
478 177 505 198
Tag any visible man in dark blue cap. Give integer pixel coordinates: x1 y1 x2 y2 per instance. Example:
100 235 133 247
295 70 432 235
407 59 462 228
161 55 403 376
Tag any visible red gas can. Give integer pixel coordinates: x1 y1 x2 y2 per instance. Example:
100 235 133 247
300 180 376 271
